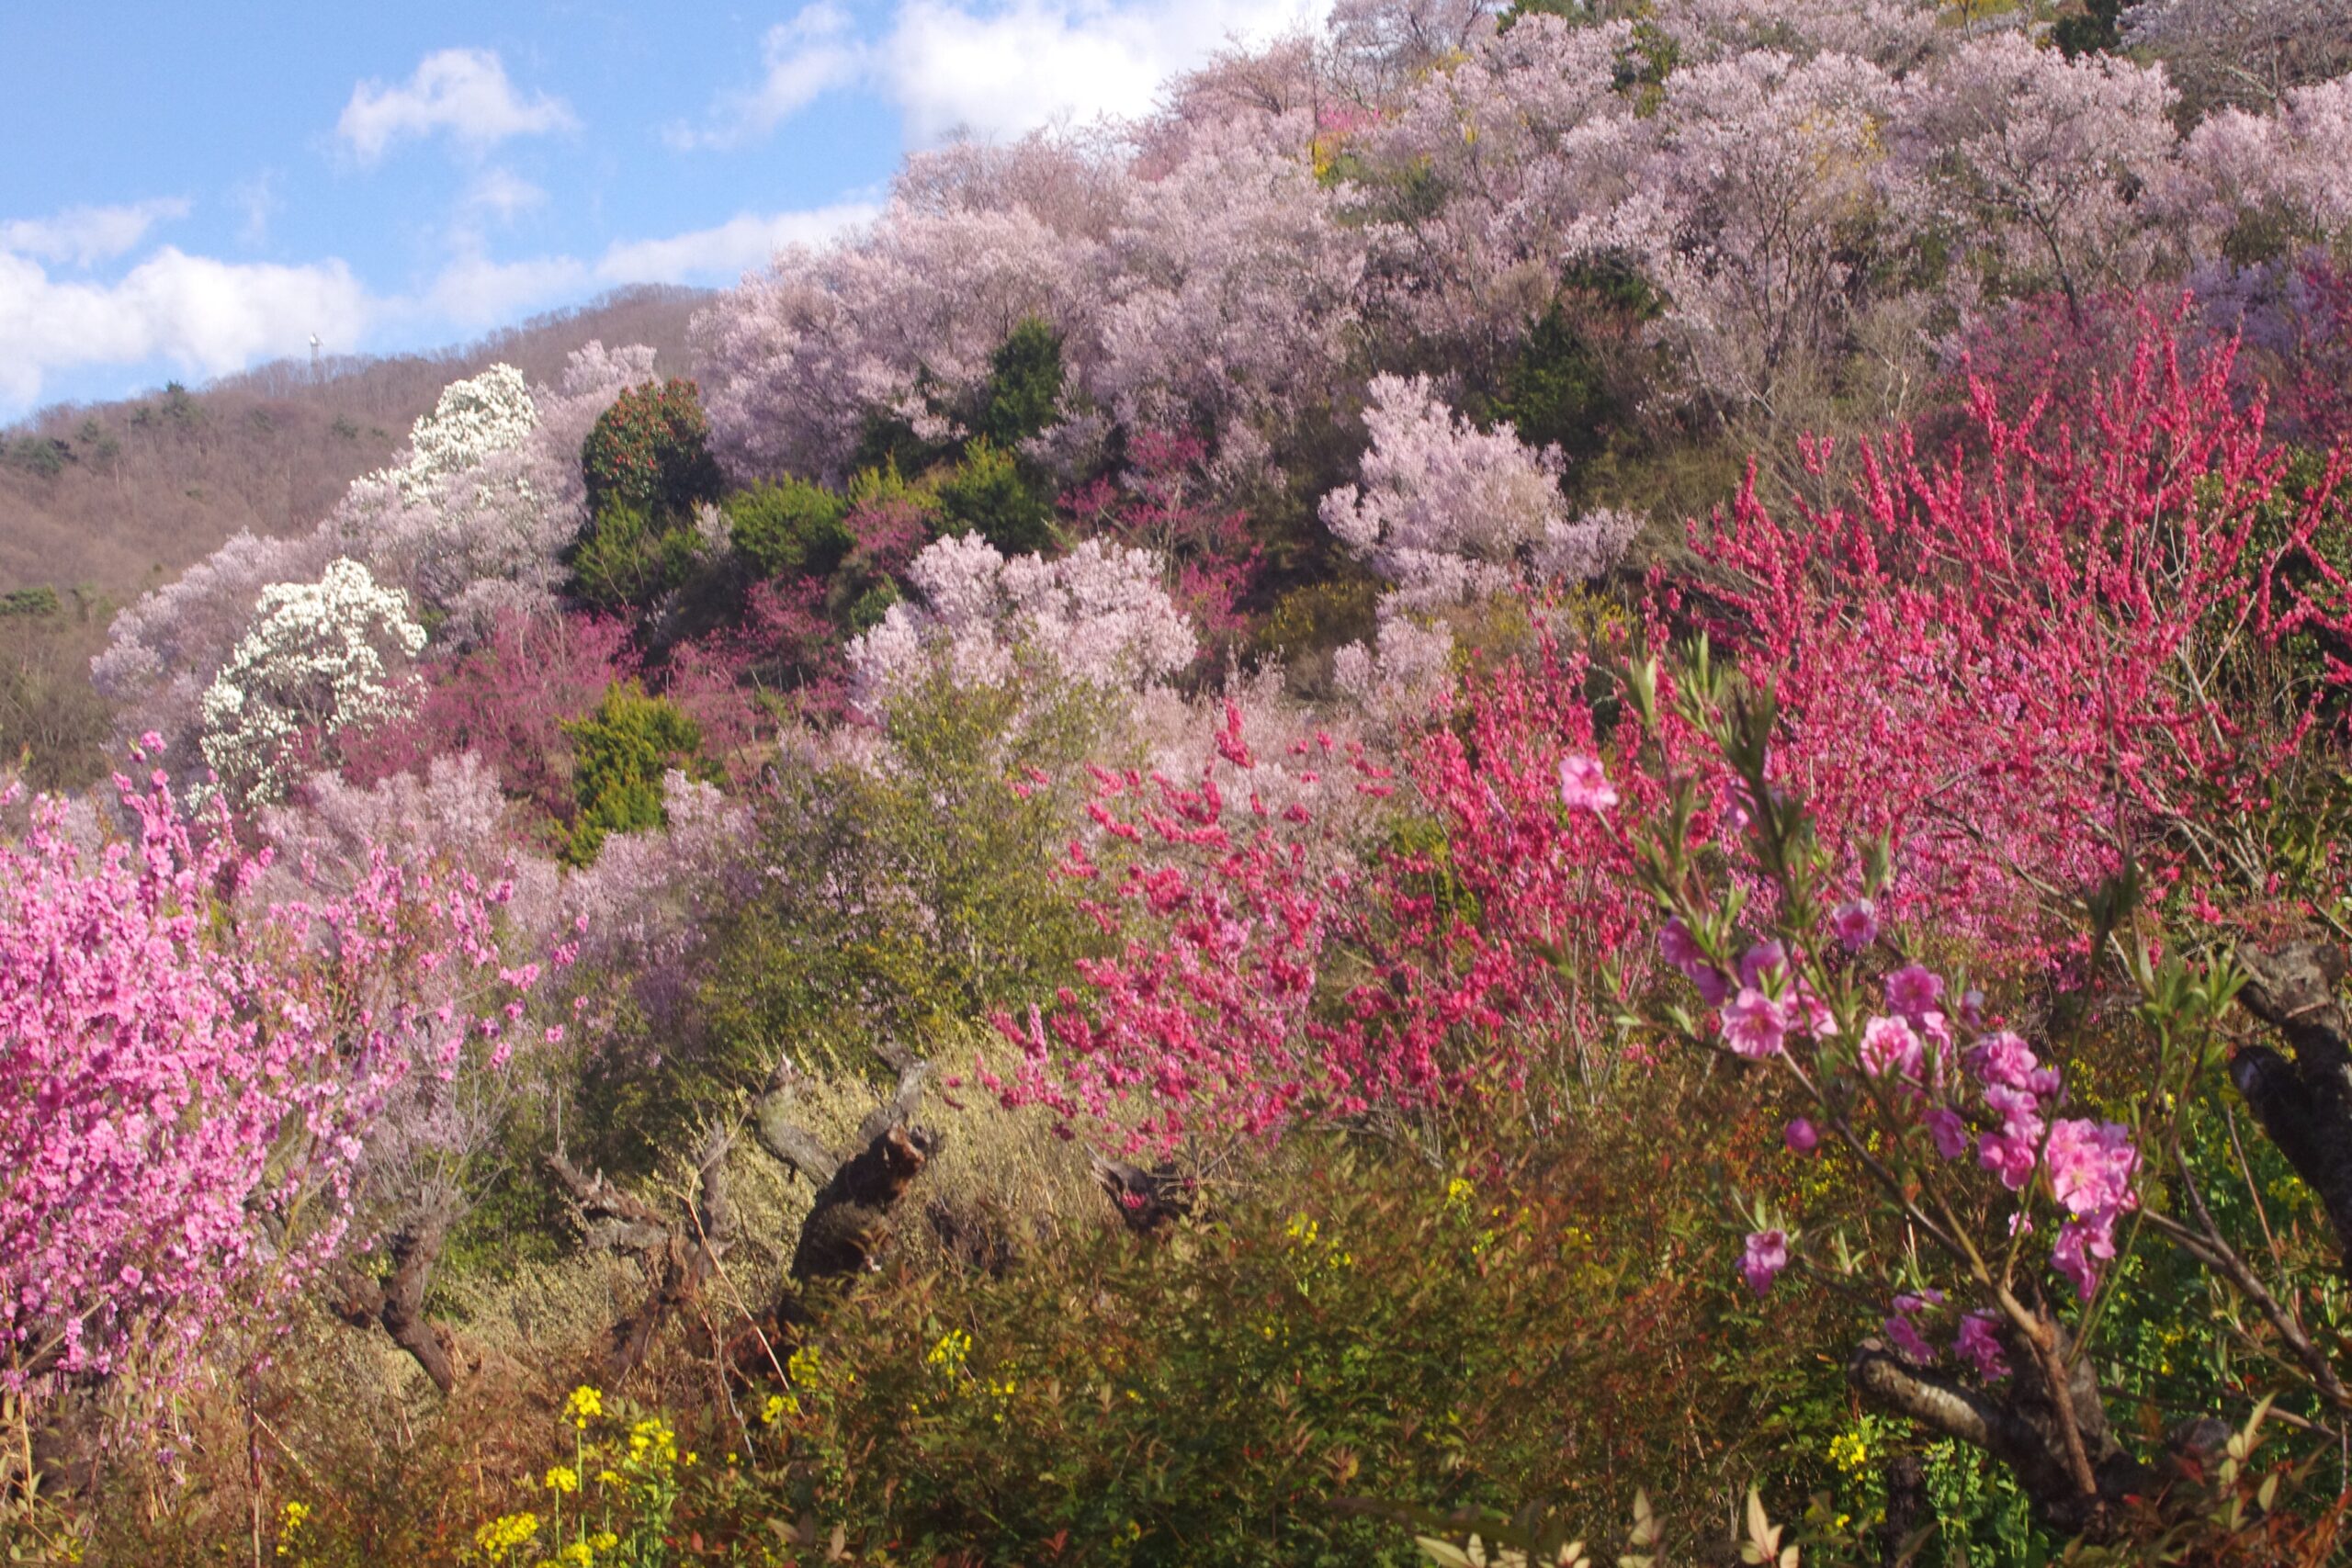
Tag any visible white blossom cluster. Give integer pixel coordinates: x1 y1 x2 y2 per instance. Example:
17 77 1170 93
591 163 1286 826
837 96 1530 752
1318 374 1637 731
198 558 427 807
1332 610 1458 729
386 364 539 502
1320 373 1586 611
846 533 1197 714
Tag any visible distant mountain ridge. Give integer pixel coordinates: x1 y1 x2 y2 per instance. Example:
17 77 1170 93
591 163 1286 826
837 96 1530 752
0 285 711 602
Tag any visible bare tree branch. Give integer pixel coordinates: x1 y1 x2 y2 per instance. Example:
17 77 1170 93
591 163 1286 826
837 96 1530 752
549 1132 736 1382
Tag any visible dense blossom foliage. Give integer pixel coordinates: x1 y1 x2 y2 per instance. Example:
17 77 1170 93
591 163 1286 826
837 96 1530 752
1321 373 1577 609
846 533 1196 715
0 744 543 1388
197 558 426 807
22 6 2352 1560
96 344 658 780
1683 325 2352 956
384 365 539 504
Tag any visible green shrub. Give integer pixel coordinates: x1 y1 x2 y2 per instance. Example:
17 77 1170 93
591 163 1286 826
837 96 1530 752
561 682 707 866
972 316 1066 450
692 671 1102 1094
1489 259 1657 468
680 1094 1810 1567
937 438 1054 555
843 579 901 634
726 478 854 581
581 378 724 521
4 435 71 479
567 504 701 613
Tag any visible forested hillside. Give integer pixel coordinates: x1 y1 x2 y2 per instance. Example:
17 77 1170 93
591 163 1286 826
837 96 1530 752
7 2 2352 1564
0 285 705 598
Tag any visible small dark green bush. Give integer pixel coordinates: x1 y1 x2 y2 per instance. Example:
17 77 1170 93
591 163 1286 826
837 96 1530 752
972 316 1066 450
568 504 702 613
0 585 60 617
938 438 1054 555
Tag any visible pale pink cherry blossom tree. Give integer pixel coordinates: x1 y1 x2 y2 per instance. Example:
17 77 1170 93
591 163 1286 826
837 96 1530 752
1882 34 2178 321
694 204 1091 483
1576 49 1901 434
1094 125 1366 485
2123 0 2352 113
1320 372 1627 611
846 532 1197 717
1649 0 1940 71
2163 73 2352 262
1350 16 1645 373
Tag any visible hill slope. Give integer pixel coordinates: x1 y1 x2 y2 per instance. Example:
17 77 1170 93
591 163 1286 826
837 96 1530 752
0 285 710 603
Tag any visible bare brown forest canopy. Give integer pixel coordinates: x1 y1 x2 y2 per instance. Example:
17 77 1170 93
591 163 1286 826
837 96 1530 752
0 285 710 602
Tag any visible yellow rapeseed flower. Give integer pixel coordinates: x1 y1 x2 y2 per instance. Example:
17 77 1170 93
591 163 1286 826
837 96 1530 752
543 1464 580 1495
564 1385 604 1430
473 1511 540 1562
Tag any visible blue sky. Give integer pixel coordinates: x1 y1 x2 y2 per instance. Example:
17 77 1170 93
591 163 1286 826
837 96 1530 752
0 0 1317 420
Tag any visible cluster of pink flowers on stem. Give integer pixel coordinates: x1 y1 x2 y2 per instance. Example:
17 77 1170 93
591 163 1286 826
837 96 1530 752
0 739 548 1393
1714 931 2142 1382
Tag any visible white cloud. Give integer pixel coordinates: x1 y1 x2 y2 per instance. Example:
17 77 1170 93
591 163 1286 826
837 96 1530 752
876 0 1318 142
419 252 589 329
0 200 876 414
673 3 867 149
338 49 578 162
0 247 374 409
677 0 1318 150
231 175 280 247
0 198 193 268
463 168 551 220
593 201 879 282
415 199 880 329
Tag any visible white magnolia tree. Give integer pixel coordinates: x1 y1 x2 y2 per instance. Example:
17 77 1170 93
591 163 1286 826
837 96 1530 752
198 558 427 807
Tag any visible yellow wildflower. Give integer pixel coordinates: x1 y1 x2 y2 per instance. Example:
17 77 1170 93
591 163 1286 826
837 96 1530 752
564 1385 604 1430
276 1498 311 1557
473 1511 540 1562
543 1465 579 1495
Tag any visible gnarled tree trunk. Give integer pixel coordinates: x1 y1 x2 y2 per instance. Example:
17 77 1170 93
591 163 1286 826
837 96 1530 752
327 1189 462 1393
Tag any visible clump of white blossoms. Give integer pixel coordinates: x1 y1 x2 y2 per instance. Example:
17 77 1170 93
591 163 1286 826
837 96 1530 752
387 364 538 502
1321 373 1584 610
1320 373 1640 729
198 558 428 807
846 533 1197 715
1332 610 1458 728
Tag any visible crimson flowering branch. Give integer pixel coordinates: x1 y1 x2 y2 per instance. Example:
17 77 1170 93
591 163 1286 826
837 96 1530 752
1677 318 2352 967
980 703 1354 1152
